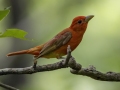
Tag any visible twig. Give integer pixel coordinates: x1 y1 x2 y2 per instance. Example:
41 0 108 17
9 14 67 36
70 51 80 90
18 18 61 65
63 45 72 65
0 82 19 90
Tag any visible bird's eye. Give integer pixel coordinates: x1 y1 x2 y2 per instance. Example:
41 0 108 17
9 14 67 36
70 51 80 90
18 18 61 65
77 20 82 24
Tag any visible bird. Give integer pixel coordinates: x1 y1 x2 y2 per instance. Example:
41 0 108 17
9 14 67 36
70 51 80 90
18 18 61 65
7 15 94 68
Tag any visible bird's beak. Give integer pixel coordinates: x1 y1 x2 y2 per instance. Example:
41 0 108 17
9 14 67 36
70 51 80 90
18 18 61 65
85 15 94 22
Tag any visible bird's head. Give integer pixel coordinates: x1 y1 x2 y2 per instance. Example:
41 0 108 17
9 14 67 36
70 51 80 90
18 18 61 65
70 15 94 32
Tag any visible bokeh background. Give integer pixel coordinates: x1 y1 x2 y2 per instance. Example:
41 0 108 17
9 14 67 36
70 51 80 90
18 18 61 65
0 0 120 90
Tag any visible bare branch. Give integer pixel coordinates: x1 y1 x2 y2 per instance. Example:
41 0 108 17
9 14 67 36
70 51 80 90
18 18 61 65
70 65 120 81
0 45 120 82
0 60 68 75
63 45 72 65
0 82 19 90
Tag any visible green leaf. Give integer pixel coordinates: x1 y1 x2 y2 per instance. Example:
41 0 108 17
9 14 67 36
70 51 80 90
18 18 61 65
0 29 29 40
0 8 10 21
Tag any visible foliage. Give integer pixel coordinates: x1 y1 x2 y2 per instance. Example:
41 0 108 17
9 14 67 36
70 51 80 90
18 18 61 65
0 7 10 21
0 7 29 40
0 29 28 40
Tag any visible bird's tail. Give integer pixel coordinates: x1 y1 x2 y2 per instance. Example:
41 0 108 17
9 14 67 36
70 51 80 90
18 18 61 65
7 50 28 56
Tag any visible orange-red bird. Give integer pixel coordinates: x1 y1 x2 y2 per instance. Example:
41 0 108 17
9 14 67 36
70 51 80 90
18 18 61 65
7 15 94 67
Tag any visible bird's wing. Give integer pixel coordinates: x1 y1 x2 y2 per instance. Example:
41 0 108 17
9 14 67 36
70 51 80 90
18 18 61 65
36 31 72 59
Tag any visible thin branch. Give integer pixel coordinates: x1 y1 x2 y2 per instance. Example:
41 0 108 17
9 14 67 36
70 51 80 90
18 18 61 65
63 45 72 65
0 82 19 90
70 65 120 81
0 46 120 82
0 60 69 75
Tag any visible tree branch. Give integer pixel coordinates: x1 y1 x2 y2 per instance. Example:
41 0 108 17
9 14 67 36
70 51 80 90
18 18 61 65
0 45 120 82
0 82 19 90
70 65 120 81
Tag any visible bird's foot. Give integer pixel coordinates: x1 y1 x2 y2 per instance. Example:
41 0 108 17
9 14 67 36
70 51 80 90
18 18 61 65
33 59 37 69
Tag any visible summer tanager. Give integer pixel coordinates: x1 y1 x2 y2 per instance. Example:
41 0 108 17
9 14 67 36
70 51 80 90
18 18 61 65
7 15 94 68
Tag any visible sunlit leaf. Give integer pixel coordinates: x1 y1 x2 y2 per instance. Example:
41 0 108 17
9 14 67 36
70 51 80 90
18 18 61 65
0 7 10 21
0 29 28 40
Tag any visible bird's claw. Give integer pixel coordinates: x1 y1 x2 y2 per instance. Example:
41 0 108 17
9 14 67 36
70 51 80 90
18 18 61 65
33 63 36 69
33 59 37 69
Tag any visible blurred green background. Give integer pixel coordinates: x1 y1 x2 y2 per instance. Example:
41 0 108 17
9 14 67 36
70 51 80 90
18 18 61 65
0 0 120 90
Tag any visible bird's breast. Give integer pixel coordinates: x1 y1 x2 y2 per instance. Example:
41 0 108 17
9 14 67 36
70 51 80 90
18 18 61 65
42 30 84 59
